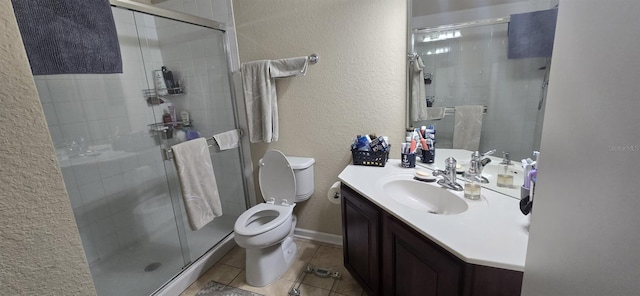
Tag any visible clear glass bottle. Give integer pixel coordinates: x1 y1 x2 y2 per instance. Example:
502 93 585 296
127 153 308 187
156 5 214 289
497 152 514 188
464 159 481 200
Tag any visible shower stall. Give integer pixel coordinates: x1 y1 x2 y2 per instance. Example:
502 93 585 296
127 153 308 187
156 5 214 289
32 2 250 295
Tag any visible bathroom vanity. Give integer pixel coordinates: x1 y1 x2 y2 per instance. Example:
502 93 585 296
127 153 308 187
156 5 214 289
338 159 529 296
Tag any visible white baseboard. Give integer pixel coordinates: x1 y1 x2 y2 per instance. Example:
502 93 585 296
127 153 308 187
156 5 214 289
153 234 236 296
294 228 343 246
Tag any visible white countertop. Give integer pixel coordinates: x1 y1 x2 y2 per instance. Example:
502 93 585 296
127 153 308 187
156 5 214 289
338 158 530 271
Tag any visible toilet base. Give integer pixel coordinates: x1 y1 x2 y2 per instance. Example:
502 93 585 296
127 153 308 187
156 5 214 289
245 236 297 287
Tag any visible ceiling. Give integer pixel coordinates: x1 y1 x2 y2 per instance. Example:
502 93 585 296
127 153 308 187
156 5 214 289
412 0 527 16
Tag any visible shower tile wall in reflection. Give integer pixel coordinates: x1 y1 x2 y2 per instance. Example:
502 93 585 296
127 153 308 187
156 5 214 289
415 24 547 160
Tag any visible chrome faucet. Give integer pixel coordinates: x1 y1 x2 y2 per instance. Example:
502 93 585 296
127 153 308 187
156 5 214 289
471 149 495 183
433 157 463 191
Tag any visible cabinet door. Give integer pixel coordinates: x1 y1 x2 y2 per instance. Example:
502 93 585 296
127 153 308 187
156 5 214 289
383 214 464 296
465 265 523 296
341 184 381 296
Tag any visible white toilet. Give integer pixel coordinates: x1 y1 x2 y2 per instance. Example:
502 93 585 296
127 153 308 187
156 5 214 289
234 150 315 287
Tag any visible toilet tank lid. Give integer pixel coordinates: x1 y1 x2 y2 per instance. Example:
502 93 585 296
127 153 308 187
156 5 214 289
285 156 315 169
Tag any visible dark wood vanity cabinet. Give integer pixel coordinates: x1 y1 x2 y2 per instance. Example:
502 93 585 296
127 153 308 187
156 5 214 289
383 214 464 295
341 184 524 296
341 184 381 296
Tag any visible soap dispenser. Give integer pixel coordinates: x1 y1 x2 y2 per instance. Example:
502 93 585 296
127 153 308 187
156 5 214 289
463 159 482 200
497 152 514 188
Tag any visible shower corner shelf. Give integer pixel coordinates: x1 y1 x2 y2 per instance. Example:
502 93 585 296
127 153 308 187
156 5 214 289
143 87 186 104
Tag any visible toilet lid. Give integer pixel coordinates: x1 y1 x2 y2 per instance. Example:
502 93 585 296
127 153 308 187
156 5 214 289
259 150 296 204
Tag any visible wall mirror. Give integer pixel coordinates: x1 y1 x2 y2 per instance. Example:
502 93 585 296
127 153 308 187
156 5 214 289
407 0 558 198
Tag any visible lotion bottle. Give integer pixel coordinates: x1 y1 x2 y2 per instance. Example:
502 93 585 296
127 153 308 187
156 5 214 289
497 152 514 188
464 159 481 200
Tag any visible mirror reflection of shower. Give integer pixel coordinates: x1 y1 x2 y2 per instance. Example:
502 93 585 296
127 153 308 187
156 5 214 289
409 0 558 161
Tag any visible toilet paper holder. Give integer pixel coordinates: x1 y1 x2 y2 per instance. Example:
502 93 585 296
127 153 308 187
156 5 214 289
327 181 342 204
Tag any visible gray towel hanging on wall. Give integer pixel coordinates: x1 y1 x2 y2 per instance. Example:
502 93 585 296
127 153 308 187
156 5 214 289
11 0 123 75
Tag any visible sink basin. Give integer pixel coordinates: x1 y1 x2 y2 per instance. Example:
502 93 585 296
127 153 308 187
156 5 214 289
383 179 468 215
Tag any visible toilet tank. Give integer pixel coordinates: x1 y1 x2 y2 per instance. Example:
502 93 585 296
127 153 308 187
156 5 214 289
285 156 315 202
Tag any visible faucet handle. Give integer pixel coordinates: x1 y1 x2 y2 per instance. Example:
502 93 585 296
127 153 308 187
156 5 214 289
482 149 496 157
444 157 457 169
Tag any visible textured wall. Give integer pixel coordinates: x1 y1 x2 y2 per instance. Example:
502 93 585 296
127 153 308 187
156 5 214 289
0 2 96 295
234 0 407 235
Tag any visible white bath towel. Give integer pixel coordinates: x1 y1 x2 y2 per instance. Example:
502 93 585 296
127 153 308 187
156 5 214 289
426 107 445 120
172 138 222 230
241 57 308 143
213 129 240 150
453 105 484 151
410 55 428 122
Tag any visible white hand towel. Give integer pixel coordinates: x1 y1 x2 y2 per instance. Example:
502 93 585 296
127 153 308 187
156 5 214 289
426 107 445 120
270 56 309 78
241 57 309 143
453 105 484 151
213 129 240 150
172 138 222 230
410 55 428 122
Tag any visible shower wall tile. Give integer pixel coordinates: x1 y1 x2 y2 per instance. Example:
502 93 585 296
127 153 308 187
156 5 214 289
73 163 102 186
91 217 117 237
60 167 77 188
67 187 83 209
194 0 212 19
183 1 198 16
41 103 59 128
85 198 112 224
82 100 109 121
73 206 89 228
55 101 86 124
79 181 107 207
48 79 79 102
98 159 123 179
34 78 51 103
87 120 111 143
77 224 99 263
102 174 126 197
95 232 120 259
78 79 108 101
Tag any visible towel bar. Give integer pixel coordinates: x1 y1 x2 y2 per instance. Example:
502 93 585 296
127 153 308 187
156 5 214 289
444 106 487 115
161 128 243 161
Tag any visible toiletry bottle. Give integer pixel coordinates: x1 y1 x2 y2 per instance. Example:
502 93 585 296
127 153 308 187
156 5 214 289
464 159 482 200
168 106 176 125
497 152 514 188
181 111 190 126
405 136 412 154
162 66 176 94
162 110 173 139
162 110 172 127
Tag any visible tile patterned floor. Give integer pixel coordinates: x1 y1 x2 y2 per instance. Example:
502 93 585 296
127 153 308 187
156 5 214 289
180 239 365 296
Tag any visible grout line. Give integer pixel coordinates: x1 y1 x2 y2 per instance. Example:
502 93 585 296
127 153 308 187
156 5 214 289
227 267 244 287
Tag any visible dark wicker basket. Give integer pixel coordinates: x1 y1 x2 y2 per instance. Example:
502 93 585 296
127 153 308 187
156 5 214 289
351 148 390 167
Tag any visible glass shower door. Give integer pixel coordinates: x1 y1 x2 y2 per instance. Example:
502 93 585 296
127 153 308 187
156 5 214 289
135 11 246 263
33 6 247 296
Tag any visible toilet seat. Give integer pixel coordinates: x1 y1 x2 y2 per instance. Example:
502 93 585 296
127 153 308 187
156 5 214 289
234 203 294 236
259 150 296 206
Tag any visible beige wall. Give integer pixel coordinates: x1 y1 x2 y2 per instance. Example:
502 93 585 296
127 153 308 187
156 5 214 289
0 2 96 295
234 0 407 235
